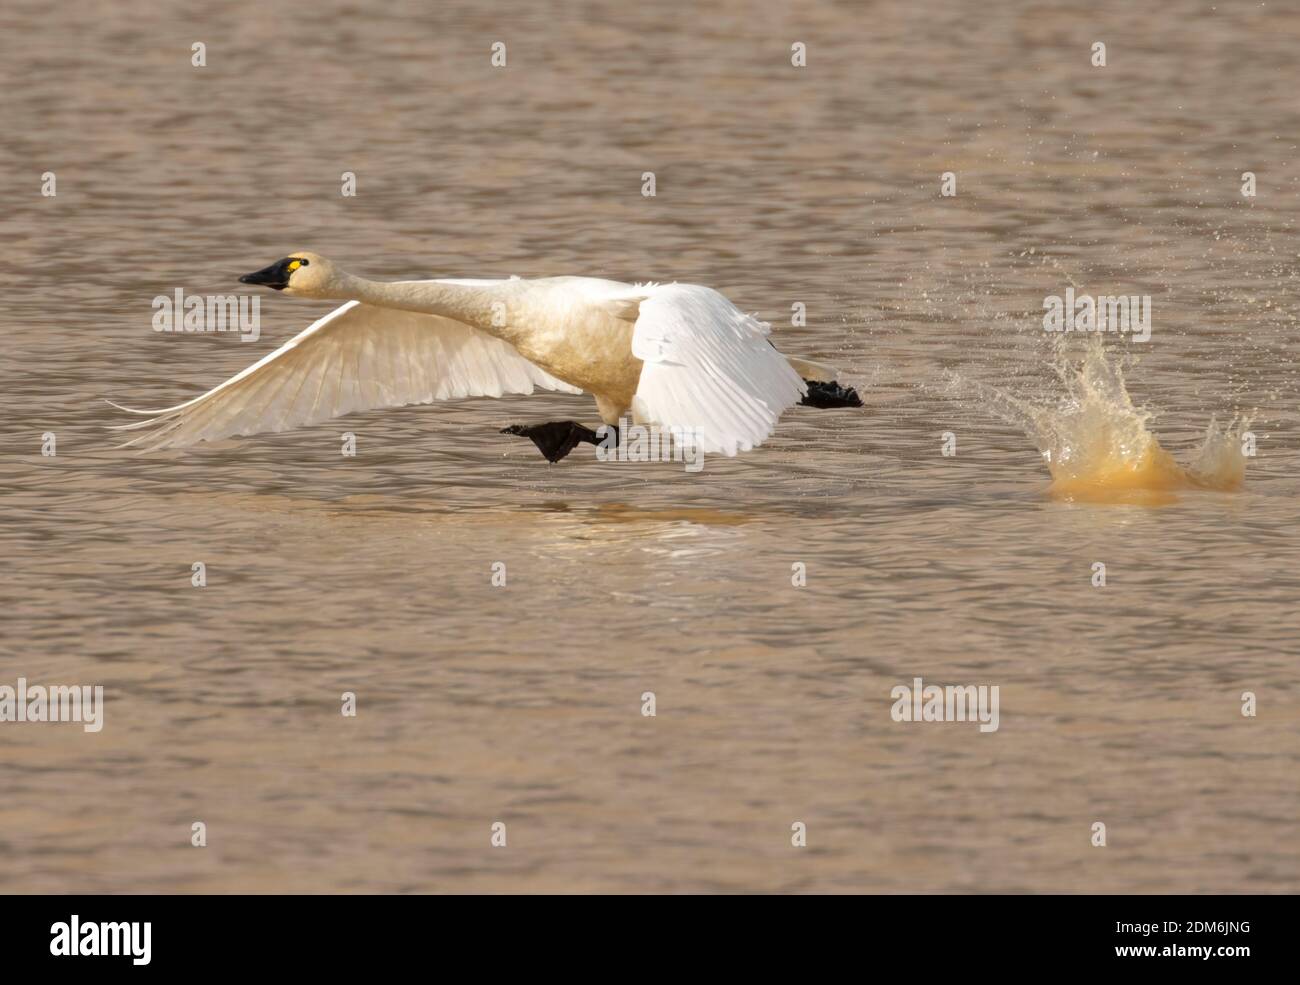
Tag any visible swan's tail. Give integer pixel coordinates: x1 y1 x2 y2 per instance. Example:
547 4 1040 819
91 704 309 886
785 355 838 382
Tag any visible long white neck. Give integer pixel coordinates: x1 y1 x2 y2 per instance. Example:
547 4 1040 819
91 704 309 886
331 273 509 336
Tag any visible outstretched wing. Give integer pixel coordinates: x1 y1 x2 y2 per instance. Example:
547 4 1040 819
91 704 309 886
630 284 805 456
111 301 581 451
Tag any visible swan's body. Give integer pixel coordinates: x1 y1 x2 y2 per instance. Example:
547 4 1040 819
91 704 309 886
112 252 859 459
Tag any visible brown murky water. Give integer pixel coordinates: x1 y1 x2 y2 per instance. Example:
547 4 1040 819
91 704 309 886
2 1 1299 893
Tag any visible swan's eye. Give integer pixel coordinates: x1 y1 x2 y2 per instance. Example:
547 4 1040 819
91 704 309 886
286 258 309 273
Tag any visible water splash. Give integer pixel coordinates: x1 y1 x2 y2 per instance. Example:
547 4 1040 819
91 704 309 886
957 335 1249 504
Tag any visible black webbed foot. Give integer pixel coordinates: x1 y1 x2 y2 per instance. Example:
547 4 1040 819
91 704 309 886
500 421 603 463
800 379 864 408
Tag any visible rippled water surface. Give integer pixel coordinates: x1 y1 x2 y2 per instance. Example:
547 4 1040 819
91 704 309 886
2 0 1299 892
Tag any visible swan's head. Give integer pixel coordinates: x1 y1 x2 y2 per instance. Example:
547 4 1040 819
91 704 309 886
239 250 341 297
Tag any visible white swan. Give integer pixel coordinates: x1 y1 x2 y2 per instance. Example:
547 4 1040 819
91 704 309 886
111 252 861 461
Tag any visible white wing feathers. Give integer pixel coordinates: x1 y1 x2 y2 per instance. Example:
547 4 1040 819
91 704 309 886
630 284 806 456
111 301 581 451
